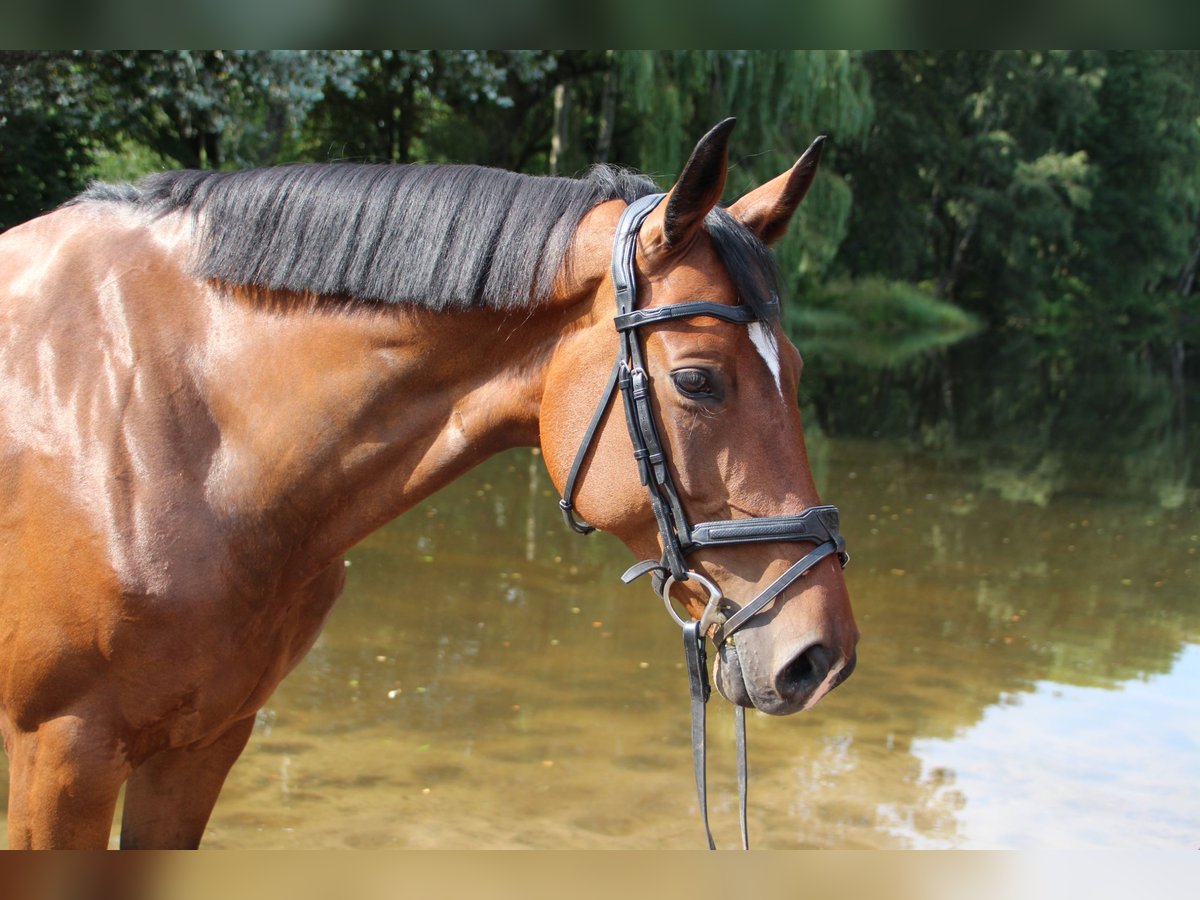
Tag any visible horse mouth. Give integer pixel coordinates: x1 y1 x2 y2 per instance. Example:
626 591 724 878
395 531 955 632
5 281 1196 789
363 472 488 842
713 642 755 708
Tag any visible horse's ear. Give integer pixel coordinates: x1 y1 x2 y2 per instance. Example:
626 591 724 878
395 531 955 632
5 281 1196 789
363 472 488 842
728 135 826 246
649 118 737 252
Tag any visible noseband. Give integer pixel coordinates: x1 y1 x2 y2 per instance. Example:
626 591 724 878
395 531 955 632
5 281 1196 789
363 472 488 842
557 193 849 849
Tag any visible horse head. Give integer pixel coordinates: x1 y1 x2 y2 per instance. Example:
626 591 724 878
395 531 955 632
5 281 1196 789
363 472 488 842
542 120 859 716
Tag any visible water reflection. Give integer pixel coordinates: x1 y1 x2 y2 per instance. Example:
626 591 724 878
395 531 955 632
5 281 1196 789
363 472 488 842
800 322 1196 518
904 645 1200 848
1 433 1194 848
198 436 1198 848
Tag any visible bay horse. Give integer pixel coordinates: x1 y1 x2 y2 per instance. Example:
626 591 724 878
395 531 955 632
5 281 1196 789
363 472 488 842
0 119 857 849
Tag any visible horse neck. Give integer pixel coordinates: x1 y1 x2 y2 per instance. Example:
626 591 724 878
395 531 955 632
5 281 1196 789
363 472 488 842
199 288 583 577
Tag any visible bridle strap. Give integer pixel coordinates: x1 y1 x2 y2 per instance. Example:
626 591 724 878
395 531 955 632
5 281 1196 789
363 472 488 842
559 357 622 535
614 301 757 332
559 193 667 540
682 621 716 849
734 705 748 849
554 190 849 850
684 621 751 851
611 196 695 580
689 505 847 553
610 193 663 307
712 540 841 646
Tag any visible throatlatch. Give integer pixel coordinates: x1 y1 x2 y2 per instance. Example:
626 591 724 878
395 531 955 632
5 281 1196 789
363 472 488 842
558 192 849 849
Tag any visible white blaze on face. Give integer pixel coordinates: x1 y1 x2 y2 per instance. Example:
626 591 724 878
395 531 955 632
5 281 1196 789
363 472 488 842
747 321 783 398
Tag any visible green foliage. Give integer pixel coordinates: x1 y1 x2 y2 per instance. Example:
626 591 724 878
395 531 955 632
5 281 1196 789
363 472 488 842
300 51 564 168
80 51 356 169
2 50 1196 496
86 138 174 184
614 51 872 290
1072 52 1200 355
793 278 981 370
835 50 1200 364
813 277 980 334
0 52 100 227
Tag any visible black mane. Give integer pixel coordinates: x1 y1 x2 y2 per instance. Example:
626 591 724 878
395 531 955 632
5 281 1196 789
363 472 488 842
76 162 780 317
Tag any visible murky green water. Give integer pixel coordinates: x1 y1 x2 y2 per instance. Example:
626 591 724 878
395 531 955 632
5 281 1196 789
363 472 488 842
201 438 1198 849
3 438 1197 848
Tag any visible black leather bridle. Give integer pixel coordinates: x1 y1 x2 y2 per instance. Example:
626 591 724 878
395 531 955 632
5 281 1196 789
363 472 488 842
556 193 849 849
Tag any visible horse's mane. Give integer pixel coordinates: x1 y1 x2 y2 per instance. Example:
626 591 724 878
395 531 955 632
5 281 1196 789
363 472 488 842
75 162 780 317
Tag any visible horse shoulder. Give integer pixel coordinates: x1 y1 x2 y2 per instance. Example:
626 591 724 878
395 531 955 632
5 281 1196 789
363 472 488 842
0 205 306 732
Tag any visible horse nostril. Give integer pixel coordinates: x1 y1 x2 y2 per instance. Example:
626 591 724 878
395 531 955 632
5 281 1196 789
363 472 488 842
776 644 833 701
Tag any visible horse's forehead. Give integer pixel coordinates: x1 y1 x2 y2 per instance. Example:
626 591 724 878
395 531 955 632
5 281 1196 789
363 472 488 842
638 231 787 397
649 234 732 289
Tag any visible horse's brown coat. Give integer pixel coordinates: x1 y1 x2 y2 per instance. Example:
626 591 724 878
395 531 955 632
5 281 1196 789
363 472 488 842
0 124 856 848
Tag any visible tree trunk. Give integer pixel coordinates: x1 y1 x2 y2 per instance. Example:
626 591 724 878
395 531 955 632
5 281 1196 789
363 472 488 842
594 51 617 164
202 130 220 169
549 82 568 175
1170 233 1198 428
395 72 417 163
1175 235 1200 296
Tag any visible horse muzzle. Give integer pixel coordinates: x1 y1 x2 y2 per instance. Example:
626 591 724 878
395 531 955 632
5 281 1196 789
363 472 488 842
714 636 857 715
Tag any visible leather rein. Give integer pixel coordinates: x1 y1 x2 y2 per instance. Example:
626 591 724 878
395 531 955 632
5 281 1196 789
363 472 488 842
556 193 849 849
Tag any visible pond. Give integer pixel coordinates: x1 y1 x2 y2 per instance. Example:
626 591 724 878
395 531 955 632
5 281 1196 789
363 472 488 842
0 386 1195 848
146 435 1198 849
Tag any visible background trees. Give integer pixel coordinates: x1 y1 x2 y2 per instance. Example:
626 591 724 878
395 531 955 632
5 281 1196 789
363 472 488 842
2 50 1196 477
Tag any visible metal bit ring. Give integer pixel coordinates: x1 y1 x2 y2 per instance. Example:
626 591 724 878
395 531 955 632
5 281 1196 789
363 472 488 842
659 570 726 635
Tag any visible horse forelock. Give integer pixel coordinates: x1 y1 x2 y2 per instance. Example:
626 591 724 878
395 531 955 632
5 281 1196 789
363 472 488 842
703 207 781 325
72 163 780 322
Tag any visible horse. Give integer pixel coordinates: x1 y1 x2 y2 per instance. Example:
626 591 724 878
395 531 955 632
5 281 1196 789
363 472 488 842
0 118 858 849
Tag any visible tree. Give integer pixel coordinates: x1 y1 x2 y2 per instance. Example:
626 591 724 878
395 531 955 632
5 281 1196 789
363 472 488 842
301 51 566 169
84 51 357 169
0 52 102 228
1074 51 1200 362
612 51 874 295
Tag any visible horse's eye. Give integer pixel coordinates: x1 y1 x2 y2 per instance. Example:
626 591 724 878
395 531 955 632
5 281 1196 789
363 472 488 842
672 368 715 399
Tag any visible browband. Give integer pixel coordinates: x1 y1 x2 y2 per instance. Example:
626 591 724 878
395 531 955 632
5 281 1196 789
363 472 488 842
614 302 757 332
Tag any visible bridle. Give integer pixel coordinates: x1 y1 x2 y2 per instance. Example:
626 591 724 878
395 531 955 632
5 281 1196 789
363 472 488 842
556 192 849 849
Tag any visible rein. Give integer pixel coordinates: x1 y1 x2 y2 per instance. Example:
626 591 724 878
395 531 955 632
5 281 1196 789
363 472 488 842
557 193 849 849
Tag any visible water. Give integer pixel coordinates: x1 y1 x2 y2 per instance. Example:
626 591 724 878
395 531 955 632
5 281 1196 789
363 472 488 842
2 438 1196 848
205 439 1198 848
